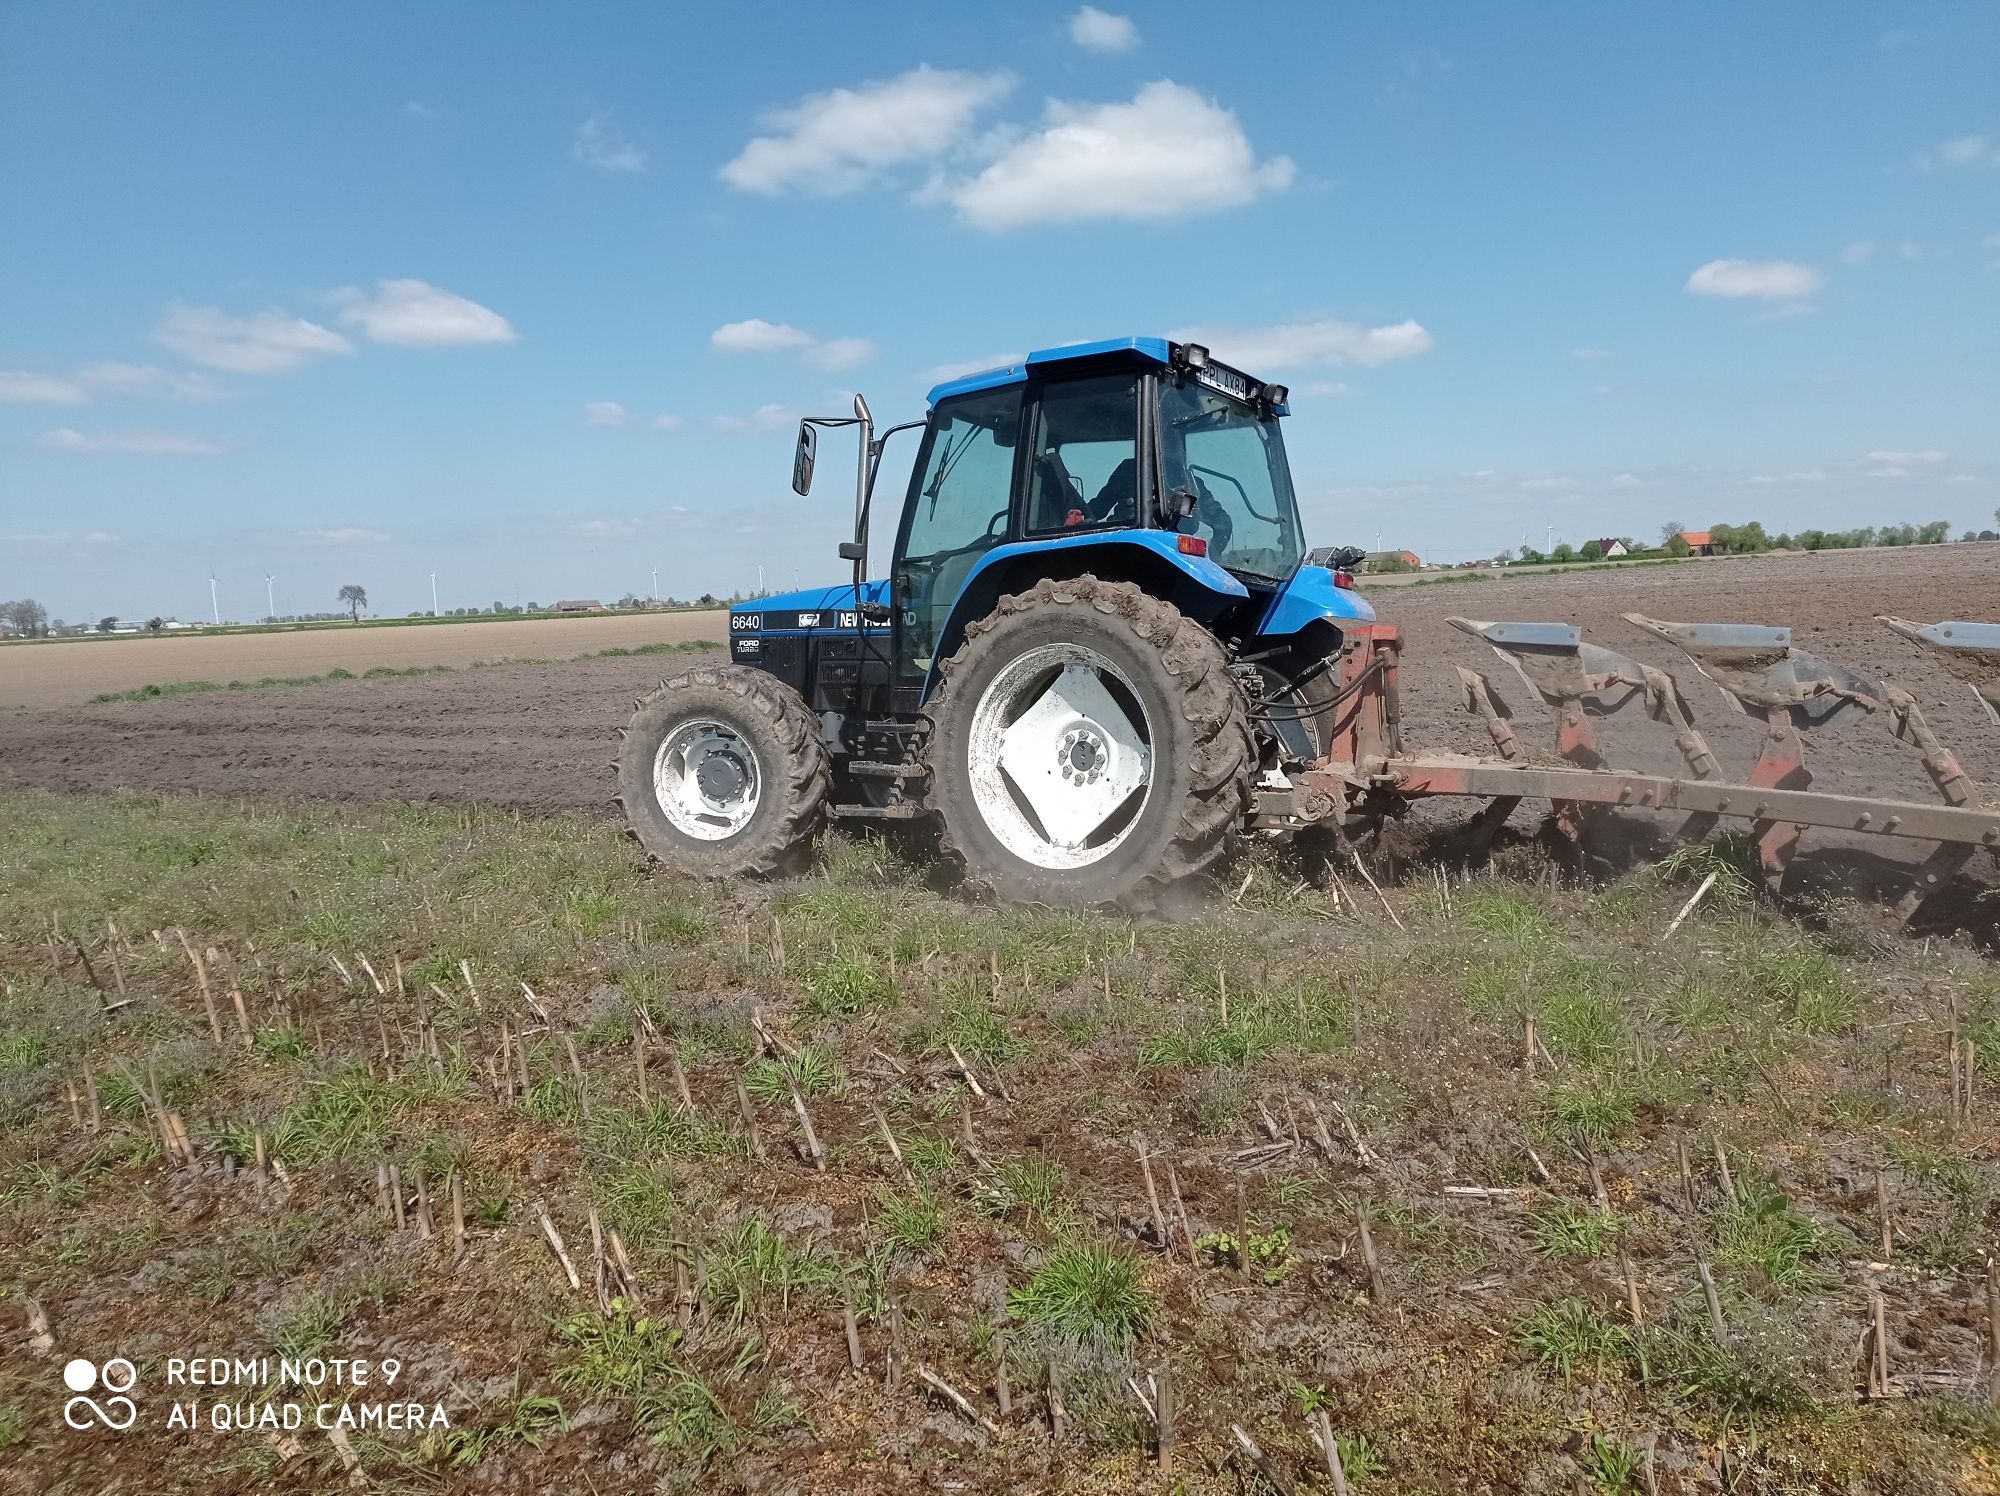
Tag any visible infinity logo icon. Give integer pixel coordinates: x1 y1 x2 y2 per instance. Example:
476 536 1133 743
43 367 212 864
62 1358 138 1431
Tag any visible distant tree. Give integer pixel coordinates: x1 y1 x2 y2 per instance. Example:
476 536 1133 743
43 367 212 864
1580 540 1603 560
1664 534 1691 558
1963 531 1979 543
1551 542 1578 563
1917 519 1950 545
1494 549 1515 565
1981 530 1999 542
147 616 165 632
1517 548 1546 565
1658 519 1687 547
97 616 118 633
337 584 368 622
0 598 49 637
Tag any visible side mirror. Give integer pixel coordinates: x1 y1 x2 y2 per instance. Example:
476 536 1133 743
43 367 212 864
791 423 817 496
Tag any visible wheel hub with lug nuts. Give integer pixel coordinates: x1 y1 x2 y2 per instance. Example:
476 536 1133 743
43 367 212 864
1060 727 1106 784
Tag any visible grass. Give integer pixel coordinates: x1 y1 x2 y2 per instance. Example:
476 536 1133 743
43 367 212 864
1009 1242 1154 1348
1528 1202 1621 1260
0 781 1990 1493
1516 1298 1634 1382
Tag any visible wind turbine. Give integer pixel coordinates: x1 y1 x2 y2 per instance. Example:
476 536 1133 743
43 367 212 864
209 571 220 627
263 571 276 621
430 572 439 616
650 567 658 603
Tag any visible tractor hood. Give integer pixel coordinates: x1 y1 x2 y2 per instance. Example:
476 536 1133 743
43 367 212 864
728 578 891 635
1255 563 1376 637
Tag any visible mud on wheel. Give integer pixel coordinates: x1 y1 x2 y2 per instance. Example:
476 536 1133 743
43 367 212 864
617 664 828 879
919 575 1254 908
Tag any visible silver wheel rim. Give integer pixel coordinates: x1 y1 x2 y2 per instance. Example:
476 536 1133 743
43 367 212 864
966 643 1153 870
653 719 762 841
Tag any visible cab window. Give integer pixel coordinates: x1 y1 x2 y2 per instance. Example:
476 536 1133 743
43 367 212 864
895 386 1023 682
1025 375 1140 534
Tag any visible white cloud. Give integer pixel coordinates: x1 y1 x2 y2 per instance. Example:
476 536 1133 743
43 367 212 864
1569 347 1611 362
929 81 1293 230
1919 134 2000 169
1295 380 1355 399
1868 466 1909 479
1172 316 1433 370
1684 259 1825 300
1866 448 1946 464
710 318 872 370
298 527 388 545
710 403 797 433
78 362 231 400
1517 476 1576 491
721 66 1014 196
649 413 683 431
1786 470 1829 482
572 518 642 538
572 110 647 173
154 303 354 373
582 401 630 427
1610 472 1642 488
333 279 517 347
1839 241 1879 266
1068 7 1138 51
1983 229 2000 260
42 427 233 455
0 370 87 404
5 529 118 545
924 352 1026 384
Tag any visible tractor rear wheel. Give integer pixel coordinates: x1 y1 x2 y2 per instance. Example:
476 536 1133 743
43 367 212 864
617 665 828 879
920 576 1253 908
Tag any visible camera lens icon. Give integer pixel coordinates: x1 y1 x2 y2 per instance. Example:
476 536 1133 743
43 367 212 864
62 1358 138 1430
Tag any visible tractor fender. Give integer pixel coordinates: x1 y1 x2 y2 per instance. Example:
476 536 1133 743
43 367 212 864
923 532 1247 701
1254 563 1376 638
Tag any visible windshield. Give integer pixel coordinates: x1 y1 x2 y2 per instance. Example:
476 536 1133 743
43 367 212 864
1158 379 1303 583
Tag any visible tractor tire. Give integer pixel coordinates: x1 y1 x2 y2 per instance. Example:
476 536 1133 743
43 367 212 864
617 664 829 880
920 575 1254 909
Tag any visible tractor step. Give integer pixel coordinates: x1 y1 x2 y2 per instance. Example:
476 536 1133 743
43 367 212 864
831 802 927 820
843 761 927 778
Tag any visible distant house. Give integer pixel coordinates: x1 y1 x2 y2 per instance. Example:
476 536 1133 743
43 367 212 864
1361 550 1423 573
1675 530 1716 556
553 599 607 613
1590 538 1630 558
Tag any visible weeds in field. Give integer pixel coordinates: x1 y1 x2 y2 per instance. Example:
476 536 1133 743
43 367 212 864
1540 1073 1643 1145
436 1394 566 1467
1582 1432 1647 1493
1712 1174 1826 1289
273 1067 418 1161
703 1220 840 1322
1010 1242 1153 1348
742 1044 845 1104
1528 1202 1620 1259
1517 1297 1633 1382
268 1289 350 1361
872 1186 948 1253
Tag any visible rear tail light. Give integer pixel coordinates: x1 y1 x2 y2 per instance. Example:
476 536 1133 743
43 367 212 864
1177 535 1208 557
1333 570 1355 590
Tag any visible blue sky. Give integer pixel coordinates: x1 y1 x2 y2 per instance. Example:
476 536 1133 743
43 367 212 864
2 2 1996 623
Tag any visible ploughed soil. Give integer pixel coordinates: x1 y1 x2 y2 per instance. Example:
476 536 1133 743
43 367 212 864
5 546 1995 817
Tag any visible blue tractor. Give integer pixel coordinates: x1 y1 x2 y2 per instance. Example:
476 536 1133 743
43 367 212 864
617 336 1381 907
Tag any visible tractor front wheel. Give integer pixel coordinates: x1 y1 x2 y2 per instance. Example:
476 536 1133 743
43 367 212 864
921 576 1253 908
617 665 828 879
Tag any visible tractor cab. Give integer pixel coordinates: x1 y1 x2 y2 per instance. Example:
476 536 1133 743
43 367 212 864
740 337 1371 726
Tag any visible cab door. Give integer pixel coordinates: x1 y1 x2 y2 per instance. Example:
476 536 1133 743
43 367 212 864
891 385 1025 689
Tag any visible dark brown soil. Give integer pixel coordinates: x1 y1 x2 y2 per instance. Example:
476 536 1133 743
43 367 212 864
2 544 1995 829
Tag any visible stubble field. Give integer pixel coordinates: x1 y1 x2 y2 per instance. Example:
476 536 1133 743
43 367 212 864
2 544 1999 1494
